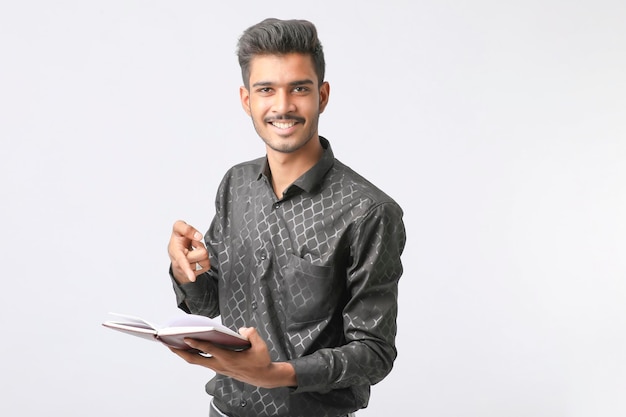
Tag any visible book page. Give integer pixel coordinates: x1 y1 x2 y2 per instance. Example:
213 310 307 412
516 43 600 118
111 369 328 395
101 321 158 343
106 312 161 330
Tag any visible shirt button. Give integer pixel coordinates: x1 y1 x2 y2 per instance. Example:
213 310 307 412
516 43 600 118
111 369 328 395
251 300 258 309
274 203 280 209
259 252 267 260
240 400 247 407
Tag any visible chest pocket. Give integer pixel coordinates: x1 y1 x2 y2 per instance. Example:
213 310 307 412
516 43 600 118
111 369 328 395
283 254 341 326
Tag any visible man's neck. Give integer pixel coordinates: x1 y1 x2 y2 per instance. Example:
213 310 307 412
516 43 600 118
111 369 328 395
267 137 323 198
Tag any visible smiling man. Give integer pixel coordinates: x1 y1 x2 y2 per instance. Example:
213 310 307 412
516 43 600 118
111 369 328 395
167 18 406 417
241 52 329 196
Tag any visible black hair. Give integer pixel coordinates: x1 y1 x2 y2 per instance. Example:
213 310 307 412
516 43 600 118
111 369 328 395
236 18 325 88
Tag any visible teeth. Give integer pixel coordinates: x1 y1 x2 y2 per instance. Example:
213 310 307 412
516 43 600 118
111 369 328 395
272 121 296 129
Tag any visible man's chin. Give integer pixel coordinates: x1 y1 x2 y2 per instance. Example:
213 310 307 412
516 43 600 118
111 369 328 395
263 137 305 154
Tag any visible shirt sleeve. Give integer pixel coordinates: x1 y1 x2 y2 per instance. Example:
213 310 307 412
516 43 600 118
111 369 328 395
288 201 406 393
170 269 220 318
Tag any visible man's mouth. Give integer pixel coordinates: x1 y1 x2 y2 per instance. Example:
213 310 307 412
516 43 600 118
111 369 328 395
267 116 305 130
271 121 297 129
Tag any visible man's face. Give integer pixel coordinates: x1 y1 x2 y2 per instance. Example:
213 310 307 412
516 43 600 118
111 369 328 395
240 53 329 155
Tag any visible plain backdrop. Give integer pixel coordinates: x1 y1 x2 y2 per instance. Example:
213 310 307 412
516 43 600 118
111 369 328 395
1 1 625 416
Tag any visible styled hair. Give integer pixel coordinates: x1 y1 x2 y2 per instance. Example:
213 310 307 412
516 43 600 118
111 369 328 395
236 18 325 88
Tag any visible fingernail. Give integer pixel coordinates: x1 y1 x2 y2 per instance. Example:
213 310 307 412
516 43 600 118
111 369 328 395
194 232 203 241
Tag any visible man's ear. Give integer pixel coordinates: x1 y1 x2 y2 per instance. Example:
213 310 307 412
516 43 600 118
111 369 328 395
319 81 330 114
240 86 251 116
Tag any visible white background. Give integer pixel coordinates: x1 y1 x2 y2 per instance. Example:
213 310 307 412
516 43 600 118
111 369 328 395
1 1 625 416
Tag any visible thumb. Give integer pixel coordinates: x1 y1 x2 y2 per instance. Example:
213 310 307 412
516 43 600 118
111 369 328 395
239 327 263 345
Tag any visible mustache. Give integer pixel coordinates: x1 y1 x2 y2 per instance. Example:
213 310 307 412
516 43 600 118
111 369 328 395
264 115 305 123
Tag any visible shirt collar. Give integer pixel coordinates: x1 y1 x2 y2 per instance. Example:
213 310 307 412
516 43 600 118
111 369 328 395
257 136 335 194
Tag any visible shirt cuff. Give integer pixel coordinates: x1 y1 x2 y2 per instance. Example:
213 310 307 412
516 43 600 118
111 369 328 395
169 265 208 312
287 354 332 394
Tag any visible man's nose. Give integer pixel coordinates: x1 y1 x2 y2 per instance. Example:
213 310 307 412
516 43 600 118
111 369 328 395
273 90 295 114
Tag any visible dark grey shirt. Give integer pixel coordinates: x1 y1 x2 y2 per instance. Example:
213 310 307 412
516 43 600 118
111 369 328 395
173 137 406 417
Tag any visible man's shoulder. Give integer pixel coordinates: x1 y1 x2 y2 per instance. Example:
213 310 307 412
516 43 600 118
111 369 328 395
331 158 401 209
222 156 265 179
232 155 265 170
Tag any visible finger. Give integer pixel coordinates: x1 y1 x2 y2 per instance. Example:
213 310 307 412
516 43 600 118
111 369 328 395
190 238 206 251
189 240 208 273
170 221 205 282
185 245 210 276
173 220 204 242
238 327 266 349
177 255 197 282
168 243 196 282
239 326 257 341
169 346 215 366
184 338 216 354
187 243 208 261
195 260 210 275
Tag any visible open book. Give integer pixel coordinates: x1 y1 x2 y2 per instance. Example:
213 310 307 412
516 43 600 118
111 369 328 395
102 312 251 351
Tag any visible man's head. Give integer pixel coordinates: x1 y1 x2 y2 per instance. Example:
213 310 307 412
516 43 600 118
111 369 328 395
237 18 325 89
237 18 330 157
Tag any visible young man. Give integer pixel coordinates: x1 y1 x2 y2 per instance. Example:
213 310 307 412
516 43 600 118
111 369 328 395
167 18 406 417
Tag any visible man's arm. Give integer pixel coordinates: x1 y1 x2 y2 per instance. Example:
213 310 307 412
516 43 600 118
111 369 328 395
289 202 406 393
170 327 298 389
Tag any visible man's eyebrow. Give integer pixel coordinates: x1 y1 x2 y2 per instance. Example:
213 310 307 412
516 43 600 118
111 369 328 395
251 79 315 88
289 79 315 86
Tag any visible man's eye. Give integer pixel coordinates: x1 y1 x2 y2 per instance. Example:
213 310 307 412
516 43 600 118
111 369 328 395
293 86 309 93
258 88 272 93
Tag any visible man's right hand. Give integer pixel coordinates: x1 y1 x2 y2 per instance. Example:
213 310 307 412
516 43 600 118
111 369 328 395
168 220 209 283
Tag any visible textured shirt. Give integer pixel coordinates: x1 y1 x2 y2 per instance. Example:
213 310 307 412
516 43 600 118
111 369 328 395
172 137 406 417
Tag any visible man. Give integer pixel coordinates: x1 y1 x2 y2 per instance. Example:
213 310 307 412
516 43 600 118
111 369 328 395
167 18 406 417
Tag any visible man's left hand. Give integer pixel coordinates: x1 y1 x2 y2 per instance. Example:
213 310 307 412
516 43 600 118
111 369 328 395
169 327 297 389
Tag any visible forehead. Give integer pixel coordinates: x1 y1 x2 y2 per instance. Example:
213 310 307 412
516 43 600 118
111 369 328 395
248 53 318 85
